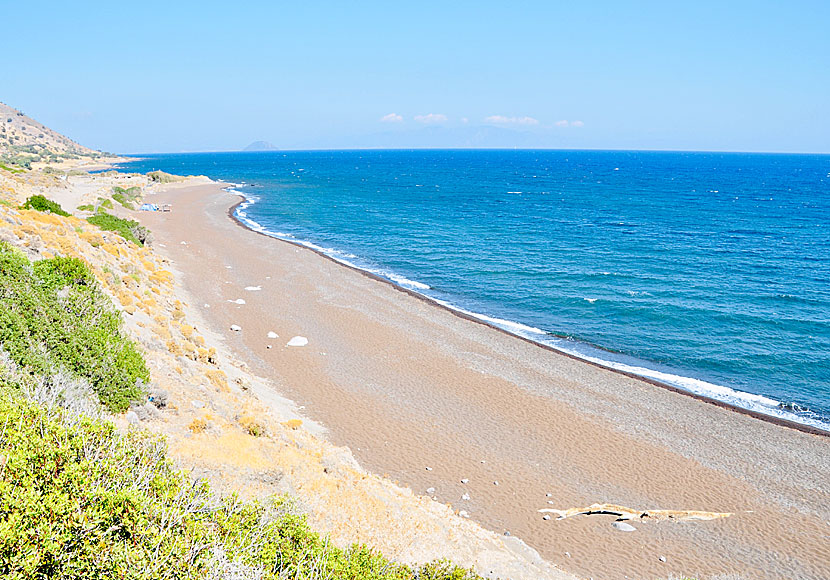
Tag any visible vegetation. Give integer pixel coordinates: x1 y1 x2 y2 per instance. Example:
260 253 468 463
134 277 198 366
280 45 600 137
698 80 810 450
147 170 178 183
87 212 151 246
112 186 141 210
0 163 24 174
77 204 95 212
0 395 482 580
0 243 147 411
21 194 70 217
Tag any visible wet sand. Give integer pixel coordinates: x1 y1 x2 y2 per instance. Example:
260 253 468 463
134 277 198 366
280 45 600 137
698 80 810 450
139 182 830 580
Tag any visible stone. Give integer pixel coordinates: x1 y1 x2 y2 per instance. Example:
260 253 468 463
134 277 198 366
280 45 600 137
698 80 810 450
461 493 471 501
125 411 139 425
461 478 469 484
659 556 667 563
426 487 435 494
131 404 149 421
458 510 469 518
286 336 308 347
612 521 637 532
493 481 499 486
425 466 432 471
230 324 242 332
542 514 551 520
148 388 168 408
267 331 278 339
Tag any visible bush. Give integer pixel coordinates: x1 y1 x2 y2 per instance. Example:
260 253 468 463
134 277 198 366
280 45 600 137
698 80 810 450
147 170 178 183
0 243 147 411
87 212 151 246
21 195 70 217
110 192 132 209
0 396 483 580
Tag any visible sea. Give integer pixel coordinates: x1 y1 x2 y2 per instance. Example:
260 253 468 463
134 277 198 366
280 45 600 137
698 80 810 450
116 150 830 430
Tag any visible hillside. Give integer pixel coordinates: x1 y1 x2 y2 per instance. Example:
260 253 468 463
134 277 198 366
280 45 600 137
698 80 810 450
0 101 103 168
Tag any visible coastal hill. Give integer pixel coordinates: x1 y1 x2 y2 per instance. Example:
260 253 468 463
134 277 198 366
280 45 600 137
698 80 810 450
243 140 279 151
0 101 102 168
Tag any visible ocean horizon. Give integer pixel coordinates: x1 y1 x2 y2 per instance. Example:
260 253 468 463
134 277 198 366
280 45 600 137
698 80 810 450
118 149 830 430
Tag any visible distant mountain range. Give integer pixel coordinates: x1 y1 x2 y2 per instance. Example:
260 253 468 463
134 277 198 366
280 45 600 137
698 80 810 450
243 141 279 151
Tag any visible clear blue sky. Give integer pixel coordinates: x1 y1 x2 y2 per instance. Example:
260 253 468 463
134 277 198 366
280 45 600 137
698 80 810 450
3 1 828 153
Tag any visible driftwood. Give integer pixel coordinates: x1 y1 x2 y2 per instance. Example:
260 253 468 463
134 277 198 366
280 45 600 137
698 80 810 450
538 503 732 522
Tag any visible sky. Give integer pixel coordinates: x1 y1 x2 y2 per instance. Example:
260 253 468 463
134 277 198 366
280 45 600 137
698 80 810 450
2 0 828 153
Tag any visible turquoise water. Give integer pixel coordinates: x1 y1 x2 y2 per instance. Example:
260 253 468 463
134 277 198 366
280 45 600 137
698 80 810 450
118 151 830 429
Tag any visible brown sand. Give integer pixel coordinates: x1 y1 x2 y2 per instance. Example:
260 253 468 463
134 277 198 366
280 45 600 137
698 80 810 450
139 182 830 580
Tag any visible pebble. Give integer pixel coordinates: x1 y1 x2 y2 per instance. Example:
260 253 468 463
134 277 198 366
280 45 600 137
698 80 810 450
565 552 571 558
461 493 471 501
659 556 667 563
503 531 510 537
612 521 637 532
425 466 433 471
458 510 469 518
230 324 242 332
267 331 278 339
228 298 246 305
545 493 553 497
461 478 469 484
426 487 435 494
287 336 308 347
493 481 499 486
542 514 551 520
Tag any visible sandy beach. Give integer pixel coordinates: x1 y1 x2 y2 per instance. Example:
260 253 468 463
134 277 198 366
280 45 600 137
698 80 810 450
138 181 830 580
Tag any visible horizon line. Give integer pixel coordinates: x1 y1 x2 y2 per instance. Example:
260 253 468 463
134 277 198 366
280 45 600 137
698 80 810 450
119 146 830 156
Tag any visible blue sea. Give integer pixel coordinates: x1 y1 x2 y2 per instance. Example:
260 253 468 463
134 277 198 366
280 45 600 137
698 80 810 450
117 150 830 430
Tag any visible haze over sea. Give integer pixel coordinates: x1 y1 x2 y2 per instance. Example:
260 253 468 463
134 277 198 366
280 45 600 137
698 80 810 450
120 150 830 429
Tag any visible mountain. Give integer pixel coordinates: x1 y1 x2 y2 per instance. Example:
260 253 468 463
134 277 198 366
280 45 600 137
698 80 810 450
243 140 279 151
0 101 103 168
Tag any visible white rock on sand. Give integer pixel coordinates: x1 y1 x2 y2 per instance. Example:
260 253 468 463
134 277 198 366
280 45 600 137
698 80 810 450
228 298 246 305
267 331 278 339
244 285 262 291
286 336 308 347
230 324 242 332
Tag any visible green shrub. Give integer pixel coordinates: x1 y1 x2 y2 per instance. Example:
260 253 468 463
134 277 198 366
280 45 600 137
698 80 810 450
0 396 483 579
87 212 150 246
0 243 147 411
147 170 177 183
111 192 132 209
20 195 69 217
77 204 94 212
0 163 24 174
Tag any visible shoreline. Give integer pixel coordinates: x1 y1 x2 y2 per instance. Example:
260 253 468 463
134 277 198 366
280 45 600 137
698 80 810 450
137 180 830 580
224 194 829 439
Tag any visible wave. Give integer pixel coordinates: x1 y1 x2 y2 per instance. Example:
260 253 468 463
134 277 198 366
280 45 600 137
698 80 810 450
228 186 829 433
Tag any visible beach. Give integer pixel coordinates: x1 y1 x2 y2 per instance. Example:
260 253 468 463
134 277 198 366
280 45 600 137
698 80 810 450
138 181 829 580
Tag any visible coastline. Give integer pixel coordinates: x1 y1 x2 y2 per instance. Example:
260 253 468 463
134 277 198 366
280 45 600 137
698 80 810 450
138 179 830 580
226 195 829 439
0 165 575 580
